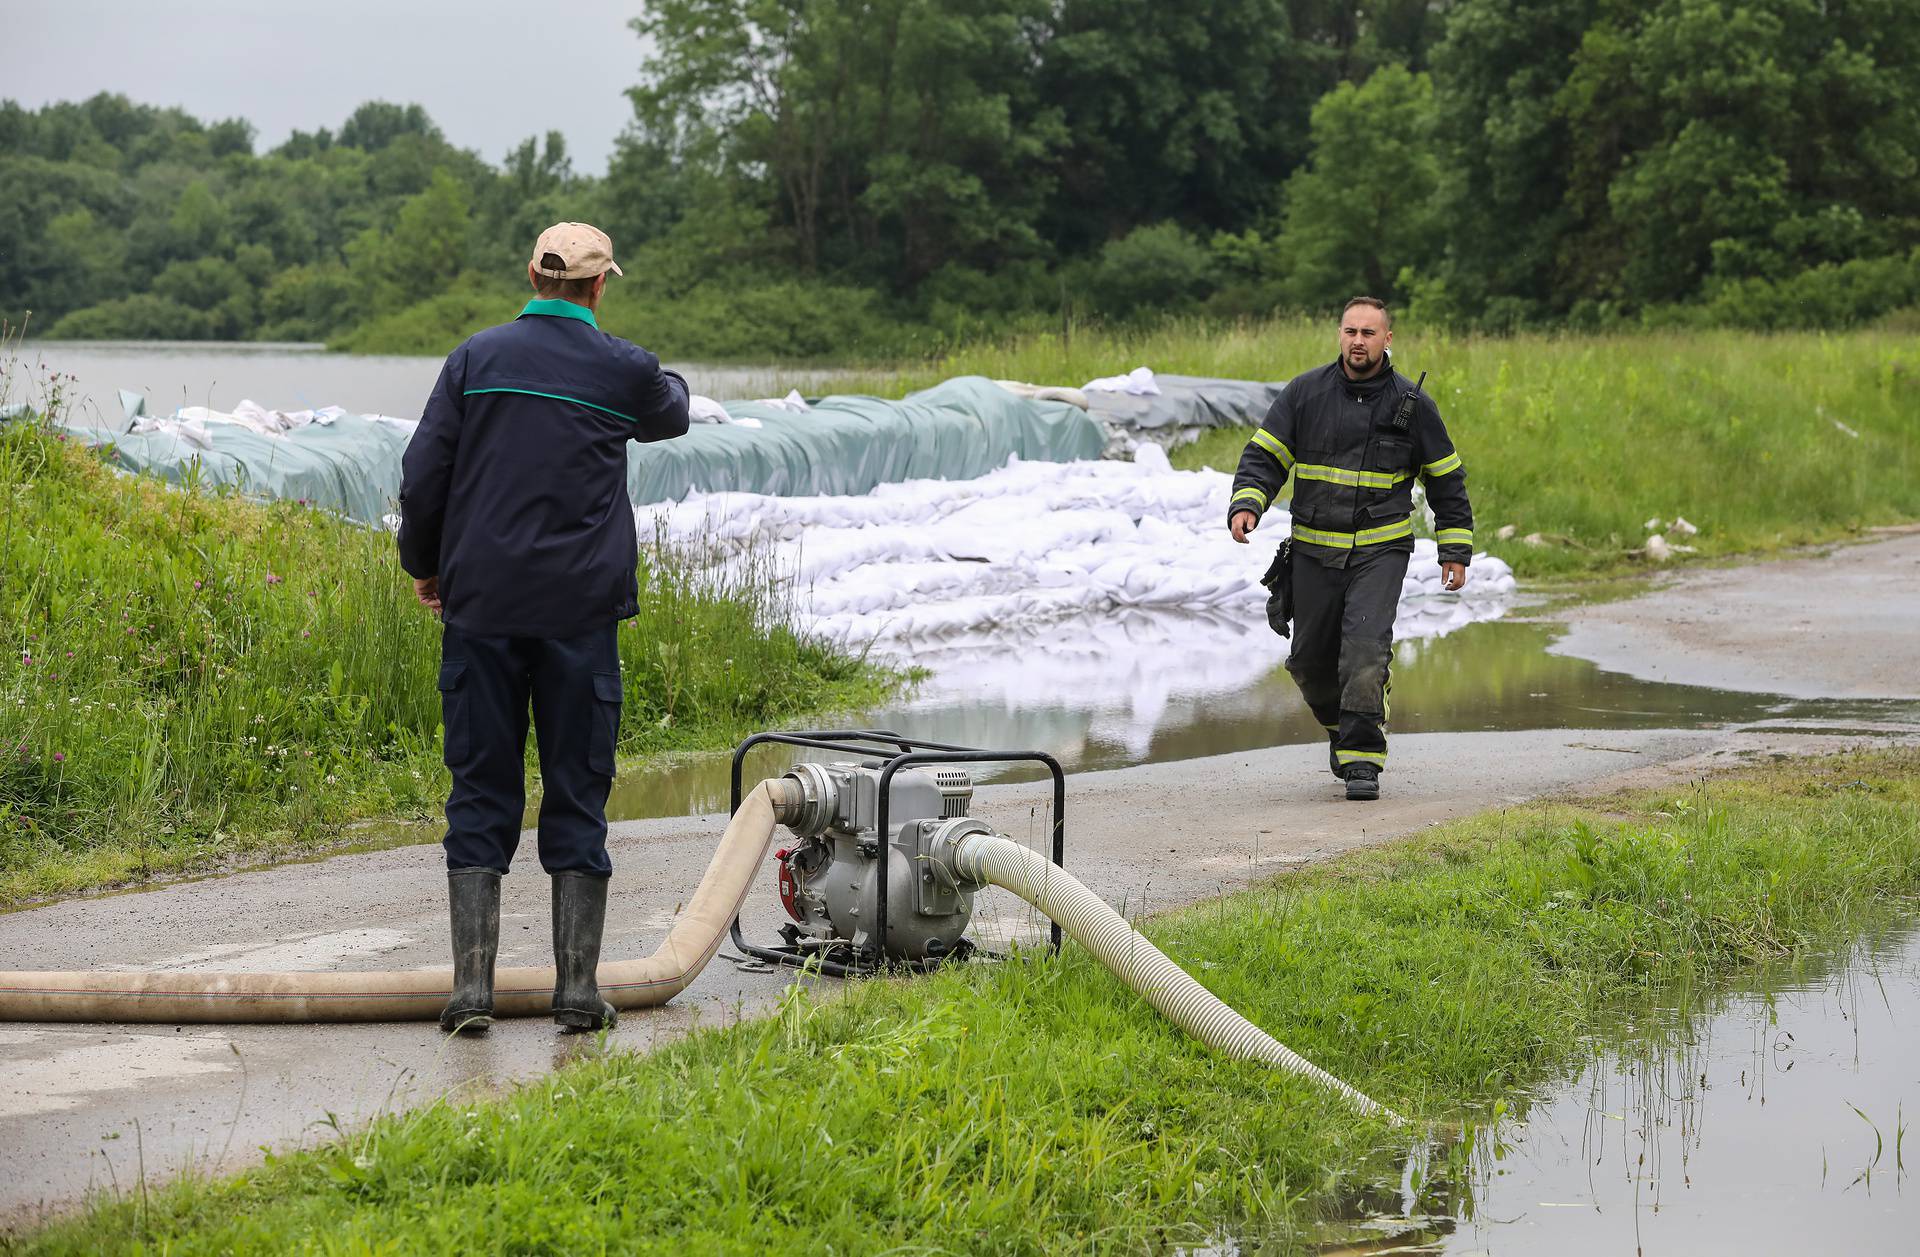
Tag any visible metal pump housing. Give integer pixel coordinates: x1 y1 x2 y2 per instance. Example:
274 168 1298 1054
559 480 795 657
774 760 987 962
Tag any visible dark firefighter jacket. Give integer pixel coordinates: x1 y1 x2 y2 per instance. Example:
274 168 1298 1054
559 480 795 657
1228 358 1474 569
397 298 691 638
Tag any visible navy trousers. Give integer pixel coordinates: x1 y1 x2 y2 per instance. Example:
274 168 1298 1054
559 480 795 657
1285 546 1408 773
437 624 622 876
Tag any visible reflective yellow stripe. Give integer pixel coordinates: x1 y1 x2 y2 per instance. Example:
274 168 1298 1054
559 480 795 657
1435 528 1474 547
1336 749 1387 765
1292 514 1416 550
1294 463 1410 490
1357 517 1415 545
1292 524 1355 549
1231 486 1269 510
1248 429 1295 469
1421 452 1463 478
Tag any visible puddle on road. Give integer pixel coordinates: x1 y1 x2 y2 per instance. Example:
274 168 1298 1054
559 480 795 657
1311 923 1920 1255
599 616 1920 823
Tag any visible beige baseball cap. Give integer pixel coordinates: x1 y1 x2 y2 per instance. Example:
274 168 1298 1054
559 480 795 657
530 222 624 279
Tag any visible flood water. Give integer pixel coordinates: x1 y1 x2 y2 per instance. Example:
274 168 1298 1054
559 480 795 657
1313 923 1920 1255
6 339 891 426
605 611 1918 822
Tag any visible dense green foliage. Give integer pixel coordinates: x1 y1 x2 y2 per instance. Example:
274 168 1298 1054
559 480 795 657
4 0 1917 358
25 750 1920 1252
0 419 896 904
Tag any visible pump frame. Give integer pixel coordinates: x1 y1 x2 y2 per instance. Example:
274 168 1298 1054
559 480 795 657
727 729 1066 977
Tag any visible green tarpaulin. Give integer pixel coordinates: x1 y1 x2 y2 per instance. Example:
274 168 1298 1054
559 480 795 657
626 376 1104 504
11 374 1106 522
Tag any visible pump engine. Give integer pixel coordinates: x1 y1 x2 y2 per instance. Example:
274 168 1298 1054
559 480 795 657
770 760 995 963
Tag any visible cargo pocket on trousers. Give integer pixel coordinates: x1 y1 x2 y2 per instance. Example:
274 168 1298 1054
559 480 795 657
437 660 470 766
589 670 623 777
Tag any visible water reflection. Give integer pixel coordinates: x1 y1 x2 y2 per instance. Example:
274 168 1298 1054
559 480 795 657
1315 924 1920 1255
602 614 1917 822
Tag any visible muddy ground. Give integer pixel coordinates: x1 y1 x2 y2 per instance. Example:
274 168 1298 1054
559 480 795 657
3 533 1917 1228
1549 528 1920 700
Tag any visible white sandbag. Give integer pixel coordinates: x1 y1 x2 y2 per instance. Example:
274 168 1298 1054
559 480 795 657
640 454 1516 669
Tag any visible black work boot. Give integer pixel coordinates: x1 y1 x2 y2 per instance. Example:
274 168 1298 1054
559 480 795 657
440 868 501 1034
551 871 618 1032
1344 764 1381 802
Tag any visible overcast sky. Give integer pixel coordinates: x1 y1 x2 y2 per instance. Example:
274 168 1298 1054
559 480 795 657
1 0 650 174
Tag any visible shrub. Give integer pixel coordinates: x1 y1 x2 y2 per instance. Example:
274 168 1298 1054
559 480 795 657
46 294 213 340
1086 223 1219 318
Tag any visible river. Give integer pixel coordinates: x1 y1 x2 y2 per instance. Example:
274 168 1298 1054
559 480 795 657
4 339 889 428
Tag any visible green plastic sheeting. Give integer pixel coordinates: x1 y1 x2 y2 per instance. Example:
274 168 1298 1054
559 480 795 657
98 416 413 524
6 374 1106 522
624 376 1104 504
23 403 413 526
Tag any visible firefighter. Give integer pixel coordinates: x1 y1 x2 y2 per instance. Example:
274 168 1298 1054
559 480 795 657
398 223 691 1033
1228 296 1474 801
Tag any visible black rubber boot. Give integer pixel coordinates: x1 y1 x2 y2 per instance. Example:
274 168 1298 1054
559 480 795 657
1344 764 1381 802
551 871 618 1032
439 868 501 1034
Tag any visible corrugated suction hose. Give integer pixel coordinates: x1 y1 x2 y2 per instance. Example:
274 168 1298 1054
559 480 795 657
0 780 802 1024
946 830 1399 1122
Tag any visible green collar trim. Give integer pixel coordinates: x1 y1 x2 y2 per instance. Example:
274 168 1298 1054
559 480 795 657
517 298 598 328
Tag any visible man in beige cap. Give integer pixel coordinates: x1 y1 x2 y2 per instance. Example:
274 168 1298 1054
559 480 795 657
398 222 690 1036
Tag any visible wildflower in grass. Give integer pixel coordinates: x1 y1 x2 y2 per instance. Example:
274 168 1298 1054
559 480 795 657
193 581 203 590
266 573 283 586
52 752 64 762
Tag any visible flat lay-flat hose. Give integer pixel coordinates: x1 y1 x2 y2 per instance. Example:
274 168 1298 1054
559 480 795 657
0 779 800 1024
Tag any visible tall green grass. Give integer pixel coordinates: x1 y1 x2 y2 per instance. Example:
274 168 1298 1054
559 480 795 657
24 750 1919 1254
0 421 898 904
907 319 1920 577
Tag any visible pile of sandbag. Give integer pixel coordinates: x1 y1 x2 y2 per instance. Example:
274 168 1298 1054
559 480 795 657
640 444 1516 660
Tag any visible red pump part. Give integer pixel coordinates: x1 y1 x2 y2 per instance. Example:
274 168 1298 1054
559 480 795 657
774 848 801 921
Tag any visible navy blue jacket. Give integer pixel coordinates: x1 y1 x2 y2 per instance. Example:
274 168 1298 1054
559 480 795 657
397 299 690 638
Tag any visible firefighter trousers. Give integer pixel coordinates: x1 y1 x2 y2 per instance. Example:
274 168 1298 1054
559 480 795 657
1285 545 1407 773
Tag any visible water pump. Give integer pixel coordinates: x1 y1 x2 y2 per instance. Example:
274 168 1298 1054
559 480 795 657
774 759 993 962
726 731 1066 975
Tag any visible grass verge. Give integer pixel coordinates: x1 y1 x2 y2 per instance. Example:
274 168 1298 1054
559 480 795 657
23 747 1919 1254
0 421 901 906
901 319 1920 579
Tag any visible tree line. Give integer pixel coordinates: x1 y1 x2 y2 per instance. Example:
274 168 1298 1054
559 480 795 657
4 0 1917 359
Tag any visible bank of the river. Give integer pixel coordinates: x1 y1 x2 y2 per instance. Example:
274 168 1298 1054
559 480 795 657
19 747 1917 1253
0 422 903 906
